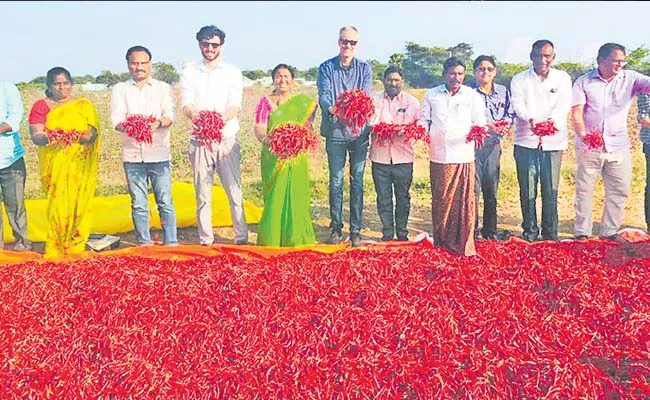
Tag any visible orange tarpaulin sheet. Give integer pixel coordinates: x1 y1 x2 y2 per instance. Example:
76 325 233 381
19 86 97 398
1 229 649 265
1 182 262 243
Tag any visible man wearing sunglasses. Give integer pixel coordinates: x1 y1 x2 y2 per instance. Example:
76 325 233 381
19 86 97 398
317 26 373 247
572 43 650 243
180 25 248 246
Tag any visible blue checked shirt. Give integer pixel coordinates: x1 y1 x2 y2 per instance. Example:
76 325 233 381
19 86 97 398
468 82 514 148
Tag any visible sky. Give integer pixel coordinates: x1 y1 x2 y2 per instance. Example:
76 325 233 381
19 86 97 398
2 1 649 83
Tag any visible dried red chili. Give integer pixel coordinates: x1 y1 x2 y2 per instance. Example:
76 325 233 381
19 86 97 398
333 89 375 135
192 110 225 146
582 129 605 150
46 128 82 146
532 119 559 150
122 114 157 144
466 125 490 148
268 123 319 160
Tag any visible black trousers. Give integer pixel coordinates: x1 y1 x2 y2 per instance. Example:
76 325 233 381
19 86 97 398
371 162 413 240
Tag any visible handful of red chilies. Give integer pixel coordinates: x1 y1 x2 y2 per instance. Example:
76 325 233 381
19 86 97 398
333 89 375 135
371 120 429 145
268 123 320 160
531 119 559 150
46 128 82 146
192 110 225 146
582 129 605 150
466 125 490 148
122 114 157 144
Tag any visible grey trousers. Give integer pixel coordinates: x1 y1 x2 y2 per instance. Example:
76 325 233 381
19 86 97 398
574 148 632 237
0 157 30 250
189 137 248 245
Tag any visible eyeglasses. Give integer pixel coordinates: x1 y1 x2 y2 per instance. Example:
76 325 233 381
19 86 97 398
339 39 358 46
475 67 495 73
200 41 222 49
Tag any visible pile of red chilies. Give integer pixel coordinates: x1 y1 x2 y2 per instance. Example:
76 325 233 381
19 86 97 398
466 125 490 148
122 115 157 145
192 110 225 146
333 89 375 135
583 129 605 150
1 239 649 398
371 121 429 145
268 122 319 160
46 128 82 146
533 119 559 150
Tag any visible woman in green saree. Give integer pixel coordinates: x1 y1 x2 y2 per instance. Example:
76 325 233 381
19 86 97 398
254 64 318 247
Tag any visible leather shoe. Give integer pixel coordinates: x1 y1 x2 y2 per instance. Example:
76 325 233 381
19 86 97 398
574 235 588 241
396 236 408 242
381 235 393 242
350 233 362 247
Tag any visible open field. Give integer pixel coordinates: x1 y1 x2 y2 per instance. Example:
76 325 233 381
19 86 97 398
15 84 649 248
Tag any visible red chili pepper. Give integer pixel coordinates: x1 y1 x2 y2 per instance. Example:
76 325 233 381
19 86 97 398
582 129 605 150
533 119 559 150
466 125 490 148
333 89 376 135
46 128 82 146
192 111 225 146
268 123 319 160
494 120 512 136
122 114 157 144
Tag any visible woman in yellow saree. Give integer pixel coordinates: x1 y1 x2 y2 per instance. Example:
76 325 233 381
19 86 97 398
28 67 100 259
253 64 318 247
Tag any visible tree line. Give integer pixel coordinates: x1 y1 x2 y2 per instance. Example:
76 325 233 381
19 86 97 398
23 42 650 89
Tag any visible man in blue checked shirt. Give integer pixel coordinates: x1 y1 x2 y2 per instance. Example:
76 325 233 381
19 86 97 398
468 55 514 240
317 25 373 247
0 81 30 251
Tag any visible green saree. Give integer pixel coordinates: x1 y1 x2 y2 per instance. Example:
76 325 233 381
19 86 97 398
256 94 317 247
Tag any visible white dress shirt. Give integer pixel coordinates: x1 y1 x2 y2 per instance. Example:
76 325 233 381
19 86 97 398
510 67 572 151
420 84 487 164
180 59 243 139
110 78 175 163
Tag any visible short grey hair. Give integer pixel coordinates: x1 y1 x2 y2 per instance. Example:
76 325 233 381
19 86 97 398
339 26 359 37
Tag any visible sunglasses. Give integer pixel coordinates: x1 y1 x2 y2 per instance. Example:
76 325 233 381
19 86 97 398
200 41 222 49
339 39 358 46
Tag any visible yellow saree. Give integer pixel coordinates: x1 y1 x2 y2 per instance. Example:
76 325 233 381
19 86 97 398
39 98 100 258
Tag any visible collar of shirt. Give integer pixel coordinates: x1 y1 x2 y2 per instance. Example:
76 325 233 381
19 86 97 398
336 56 356 70
199 59 224 72
588 68 623 83
127 78 154 87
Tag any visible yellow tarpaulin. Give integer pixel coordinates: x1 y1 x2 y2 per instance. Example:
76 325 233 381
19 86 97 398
2 182 262 243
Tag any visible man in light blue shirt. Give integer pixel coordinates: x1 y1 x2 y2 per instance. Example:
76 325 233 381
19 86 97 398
0 81 30 250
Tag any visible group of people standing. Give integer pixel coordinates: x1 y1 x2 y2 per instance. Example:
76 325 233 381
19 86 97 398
0 24 649 259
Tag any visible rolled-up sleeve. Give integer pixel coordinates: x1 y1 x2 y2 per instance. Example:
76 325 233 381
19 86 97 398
419 92 432 132
2 82 24 133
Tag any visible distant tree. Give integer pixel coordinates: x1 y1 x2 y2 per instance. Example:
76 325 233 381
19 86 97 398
388 53 404 69
494 63 529 87
242 69 266 81
447 42 474 66
626 45 650 73
119 72 131 82
73 75 96 84
402 41 450 88
303 66 318 81
555 62 590 82
367 58 387 81
30 76 47 85
153 62 180 84
95 70 121 87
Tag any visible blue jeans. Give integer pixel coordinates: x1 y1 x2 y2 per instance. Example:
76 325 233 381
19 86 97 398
326 137 369 234
124 161 178 245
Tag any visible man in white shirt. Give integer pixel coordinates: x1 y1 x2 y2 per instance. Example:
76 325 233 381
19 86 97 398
510 40 572 242
420 57 487 256
111 45 178 246
180 25 248 246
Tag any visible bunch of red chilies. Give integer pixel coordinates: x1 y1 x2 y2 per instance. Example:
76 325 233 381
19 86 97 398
583 129 605 150
122 114 157 144
371 121 430 145
46 128 82 146
333 89 376 135
466 125 490 148
533 119 559 150
494 120 512 136
192 111 225 146
268 123 320 160
1 239 649 399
